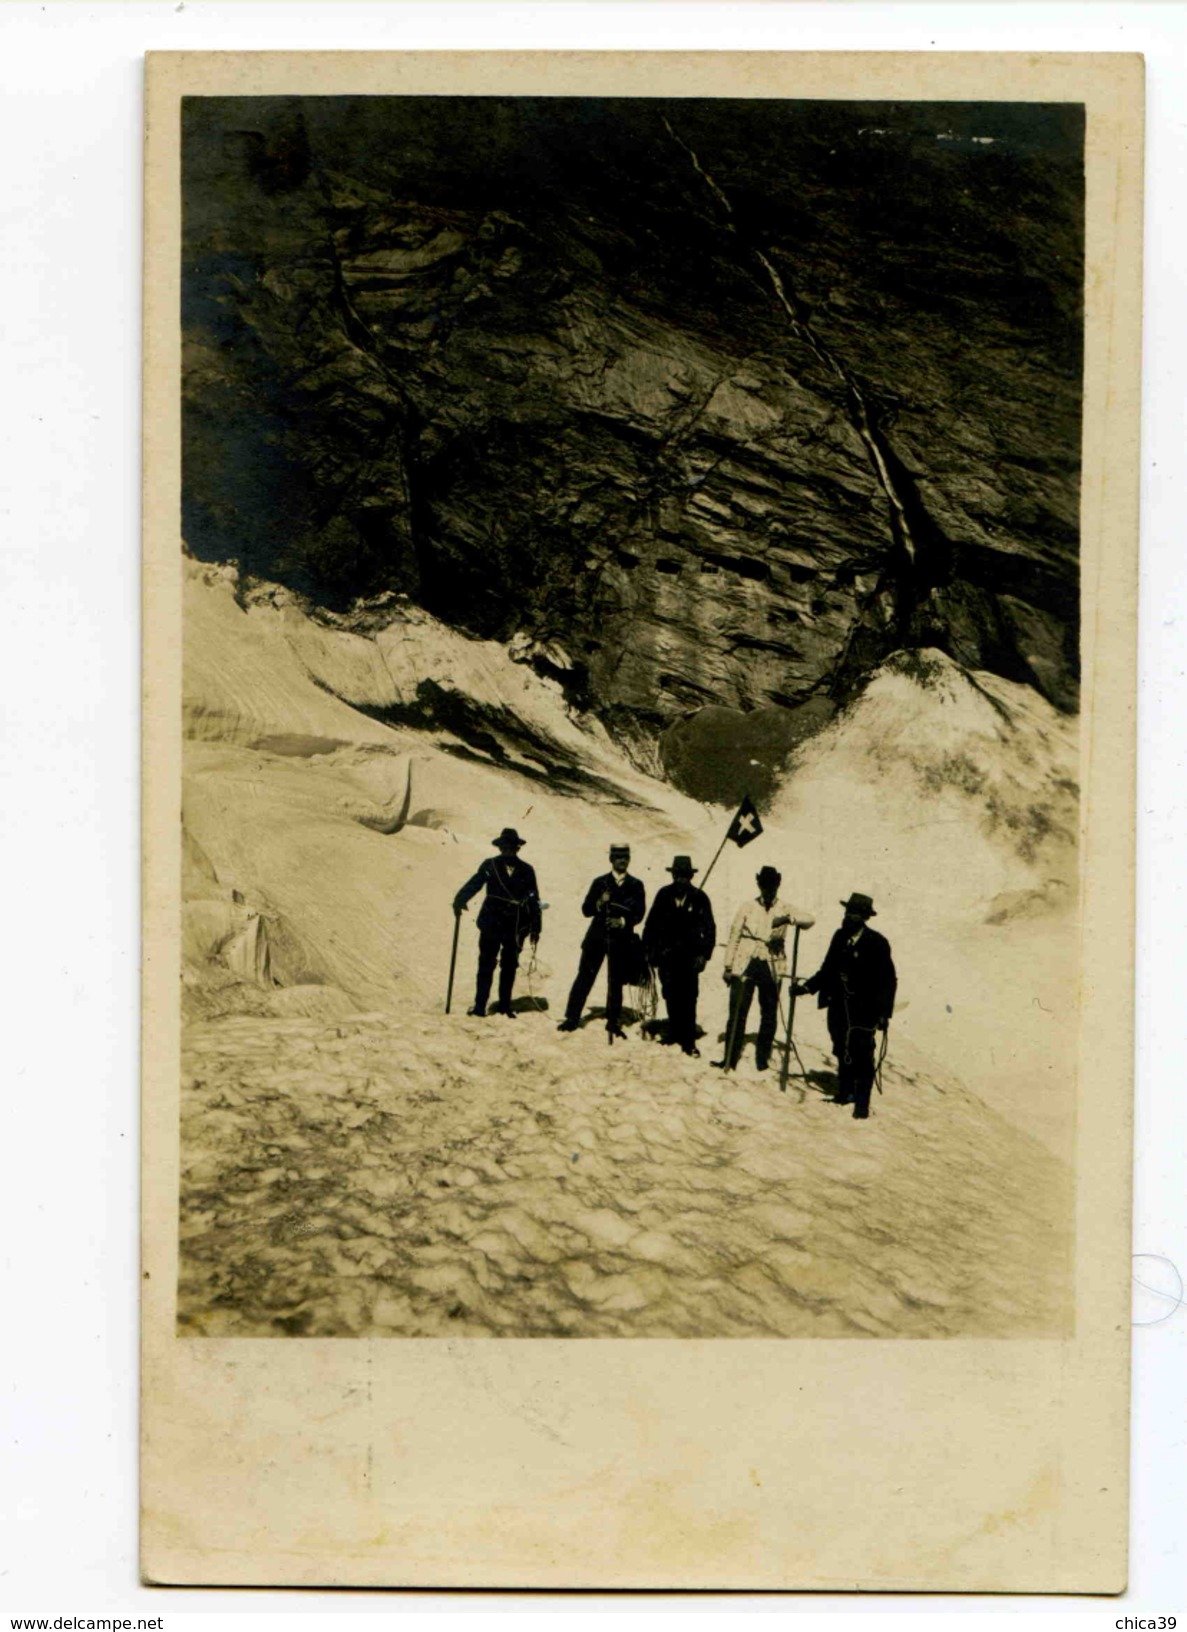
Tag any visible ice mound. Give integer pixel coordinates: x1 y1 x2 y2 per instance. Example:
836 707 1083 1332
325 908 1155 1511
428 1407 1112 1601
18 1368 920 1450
759 649 1078 1157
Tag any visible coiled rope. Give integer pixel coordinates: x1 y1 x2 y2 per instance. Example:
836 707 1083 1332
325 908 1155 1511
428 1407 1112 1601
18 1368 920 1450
633 965 659 1031
841 988 891 1100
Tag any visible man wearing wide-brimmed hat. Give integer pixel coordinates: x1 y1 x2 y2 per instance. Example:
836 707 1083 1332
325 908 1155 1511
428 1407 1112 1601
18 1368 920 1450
642 855 716 1056
714 865 815 1072
794 892 896 1119
557 842 646 1040
453 827 542 1018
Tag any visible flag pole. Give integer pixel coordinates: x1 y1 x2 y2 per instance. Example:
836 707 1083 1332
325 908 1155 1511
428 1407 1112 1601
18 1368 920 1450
778 925 807 1093
700 827 732 889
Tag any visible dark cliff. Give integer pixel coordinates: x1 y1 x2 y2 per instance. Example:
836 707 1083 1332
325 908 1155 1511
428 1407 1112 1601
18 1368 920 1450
182 96 1083 779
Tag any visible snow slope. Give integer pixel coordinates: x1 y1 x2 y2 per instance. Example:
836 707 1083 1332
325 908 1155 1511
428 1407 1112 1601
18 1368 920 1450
182 560 710 1018
179 559 1078 1336
765 650 1078 1160
181 1010 1070 1339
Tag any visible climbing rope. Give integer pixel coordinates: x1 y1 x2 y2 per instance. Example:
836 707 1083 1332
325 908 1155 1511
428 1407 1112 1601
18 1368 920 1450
630 965 660 1036
521 939 544 1012
841 989 891 1105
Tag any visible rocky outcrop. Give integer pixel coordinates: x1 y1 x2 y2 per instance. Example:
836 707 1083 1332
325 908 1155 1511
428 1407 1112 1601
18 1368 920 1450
183 97 1083 759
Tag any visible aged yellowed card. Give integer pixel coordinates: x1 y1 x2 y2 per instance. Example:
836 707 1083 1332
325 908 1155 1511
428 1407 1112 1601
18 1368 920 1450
143 50 1142 1588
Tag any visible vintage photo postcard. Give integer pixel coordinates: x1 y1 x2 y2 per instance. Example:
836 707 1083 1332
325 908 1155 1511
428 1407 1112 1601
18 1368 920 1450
143 50 1142 1589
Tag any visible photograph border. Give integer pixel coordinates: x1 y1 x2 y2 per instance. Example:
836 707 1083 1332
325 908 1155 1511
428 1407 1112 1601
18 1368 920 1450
143 49 1142 1591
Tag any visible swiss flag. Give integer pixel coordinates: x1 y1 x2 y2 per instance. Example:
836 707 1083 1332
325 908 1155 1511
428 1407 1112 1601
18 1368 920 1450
726 794 763 848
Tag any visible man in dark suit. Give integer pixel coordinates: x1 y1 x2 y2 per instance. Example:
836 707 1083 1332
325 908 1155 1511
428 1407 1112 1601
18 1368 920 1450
643 855 716 1056
453 827 542 1018
557 843 646 1040
794 892 896 1119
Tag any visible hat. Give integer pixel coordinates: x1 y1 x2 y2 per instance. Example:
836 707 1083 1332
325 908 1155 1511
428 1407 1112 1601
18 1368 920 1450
840 892 876 917
609 842 631 856
756 865 782 888
667 855 697 875
492 827 526 848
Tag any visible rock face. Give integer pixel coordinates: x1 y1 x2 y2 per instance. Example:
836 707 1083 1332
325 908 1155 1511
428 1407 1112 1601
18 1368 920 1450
183 96 1083 760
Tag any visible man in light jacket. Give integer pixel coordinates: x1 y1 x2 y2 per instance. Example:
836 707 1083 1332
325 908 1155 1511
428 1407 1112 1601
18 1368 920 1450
713 865 815 1072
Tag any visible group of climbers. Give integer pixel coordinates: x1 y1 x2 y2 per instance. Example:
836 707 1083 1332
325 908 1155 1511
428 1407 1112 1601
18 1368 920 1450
453 829 896 1120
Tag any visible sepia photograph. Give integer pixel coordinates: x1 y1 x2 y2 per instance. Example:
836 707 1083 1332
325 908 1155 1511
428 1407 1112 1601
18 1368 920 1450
175 90 1086 1342
137 46 1144 1591
0 1 1168 1599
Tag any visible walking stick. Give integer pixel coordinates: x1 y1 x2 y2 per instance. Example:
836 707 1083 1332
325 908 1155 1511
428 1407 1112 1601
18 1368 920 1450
445 910 461 1014
720 975 743 1072
778 924 807 1093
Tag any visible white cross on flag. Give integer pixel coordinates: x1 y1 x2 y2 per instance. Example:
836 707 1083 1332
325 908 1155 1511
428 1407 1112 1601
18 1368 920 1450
726 794 763 848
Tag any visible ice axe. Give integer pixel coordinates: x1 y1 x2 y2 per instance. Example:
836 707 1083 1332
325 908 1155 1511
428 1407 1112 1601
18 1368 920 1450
778 924 809 1093
717 974 744 1072
875 1021 890 1095
445 908 462 1015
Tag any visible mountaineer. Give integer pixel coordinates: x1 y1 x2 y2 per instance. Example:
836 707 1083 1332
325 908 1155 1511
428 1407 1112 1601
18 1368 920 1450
642 855 716 1057
453 827 541 1018
557 843 647 1041
793 892 896 1119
